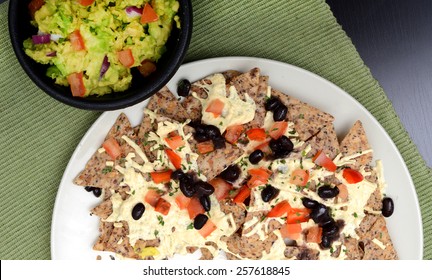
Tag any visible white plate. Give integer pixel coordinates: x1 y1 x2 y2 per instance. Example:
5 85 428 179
51 57 423 260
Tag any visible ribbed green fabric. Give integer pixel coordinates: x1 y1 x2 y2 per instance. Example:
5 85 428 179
0 0 430 260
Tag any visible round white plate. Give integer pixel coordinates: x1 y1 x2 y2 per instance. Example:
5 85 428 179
51 57 423 260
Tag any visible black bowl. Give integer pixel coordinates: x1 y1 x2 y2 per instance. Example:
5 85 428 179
8 0 192 111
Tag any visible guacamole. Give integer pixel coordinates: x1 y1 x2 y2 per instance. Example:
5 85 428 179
24 0 180 97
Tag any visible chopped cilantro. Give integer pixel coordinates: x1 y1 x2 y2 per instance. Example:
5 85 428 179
154 230 159 237
187 223 194 230
102 166 112 174
157 215 165 226
353 212 358 218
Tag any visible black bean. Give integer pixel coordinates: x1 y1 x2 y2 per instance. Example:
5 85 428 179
194 181 215 196
206 125 222 138
199 195 211 211
194 131 210 142
220 164 241 182
317 185 340 199
302 197 319 209
265 97 282 111
261 185 279 202
322 220 339 238
171 169 185 180
194 214 208 230
132 203 145 220
84 186 94 192
249 149 264 164
177 79 191 97
212 136 226 149
179 178 196 197
273 104 288 121
320 234 332 249
93 188 102 198
269 136 293 158
310 204 332 226
382 197 394 217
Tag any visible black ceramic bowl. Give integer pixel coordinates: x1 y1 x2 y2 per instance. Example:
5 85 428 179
8 0 192 111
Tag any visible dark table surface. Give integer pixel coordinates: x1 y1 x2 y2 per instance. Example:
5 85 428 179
326 0 432 167
4 0 431 167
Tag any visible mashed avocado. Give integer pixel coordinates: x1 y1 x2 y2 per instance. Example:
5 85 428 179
24 0 180 97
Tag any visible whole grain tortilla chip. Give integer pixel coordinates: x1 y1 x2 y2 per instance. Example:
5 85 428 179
146 86 189 122
91 198 113 219
93 221 114 251
74 113 135 189
343 237 364 260
196 145 243 181
306 124 339 159
181 76 212 121
271 89 334 140
222 70 242 83
219 199 247 231
228 67 260 100
284 246 320 260
339 120 373 168
244 75 268 130
105 221 139 259
221 231 279 260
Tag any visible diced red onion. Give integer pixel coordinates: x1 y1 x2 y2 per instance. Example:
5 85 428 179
99 55 110 79
46 51 57 57
125 6 143 18
32 34 51 44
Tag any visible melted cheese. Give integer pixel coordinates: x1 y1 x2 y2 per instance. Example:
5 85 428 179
192 74 256 132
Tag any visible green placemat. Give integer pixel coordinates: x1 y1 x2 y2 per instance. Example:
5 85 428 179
0 0 430 260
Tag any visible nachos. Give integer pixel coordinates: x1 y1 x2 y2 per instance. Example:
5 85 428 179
74 68 397 260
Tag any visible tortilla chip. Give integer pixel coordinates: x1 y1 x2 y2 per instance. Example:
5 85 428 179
361 216 398 259
74 113 135 189
105 221 139 259
228 67 260 100
339 120 373 168
245 75 268 129
306 124 339 159
271 89 334 140
181 76 212 121
93 221 114 252
222 231 279 260
197 145 243 181
222 70 242 83
343 237 364 260
219 199 247 231
284 246 320 260
146 86 189 122
91 198 113 219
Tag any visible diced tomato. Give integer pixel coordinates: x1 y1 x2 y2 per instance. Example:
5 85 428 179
67 72 86 97
144 189 161 207
224 124 244 144
69 30 85 51
306 226 322 243
268 121 288 139
78 0 95 6
28 0 45 18
175 193 191 210
336 183 348 202
205 98 225 118
150 170 172 184
141 3 159 24
102 137 121 160
232 185 251 204
267 200 292 218
254 140 271 155
342 168 364 184
197 141 215 154
290 169 309 187
246 128 267 142
287 208 311 224
138 59 157 77
165 149 182 170
165 135 184 150
187 197 205 219
312 150 337 172
198 219 217 238
154 198 171 216
117 49 134 68
247 167 272 188
209 178 233 201
280 223 302 240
